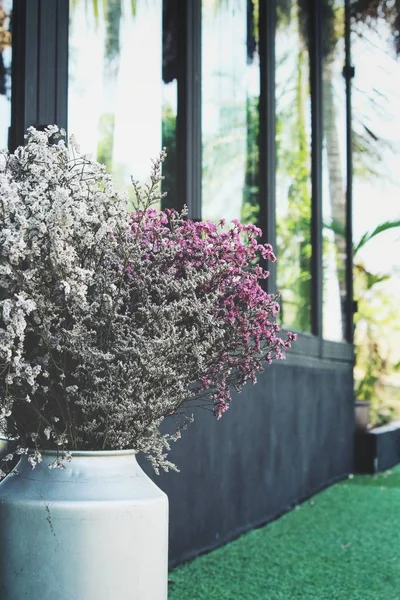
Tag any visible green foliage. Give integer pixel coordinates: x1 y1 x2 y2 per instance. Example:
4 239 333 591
275 41 312 332
324 217 400 258
96 113 115 172
276 0 292 25
104 0 122 62
354 264 400 424
91 0 100 19
130 0 137 17
352 128 387 181
161 104 177 210
322 1 344 58
355 338 386 402
325 212 400 421
351 0 400 55
70 0 136 31
354 220 400 255
241 96 260 225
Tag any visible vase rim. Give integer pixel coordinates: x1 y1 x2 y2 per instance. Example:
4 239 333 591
39 449 137 458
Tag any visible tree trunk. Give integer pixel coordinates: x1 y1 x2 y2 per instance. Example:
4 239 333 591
323 56 347 338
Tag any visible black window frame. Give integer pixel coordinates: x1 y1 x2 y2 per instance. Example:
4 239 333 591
10 0 68 151
264 0 354 362
9 0 354 364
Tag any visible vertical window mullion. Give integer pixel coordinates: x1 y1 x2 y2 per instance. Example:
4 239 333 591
344 0 354 344
56 0 69 132
310 0 323 339
10 0 68 151
177 0 201 218
10 0 38 150
37 1 57 126
259 0 277 294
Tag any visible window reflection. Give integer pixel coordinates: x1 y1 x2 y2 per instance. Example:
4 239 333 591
202 0 260 225
322 0 347 341
161 0 178 208
275 0 312 332
0 0 12 149
68 0 177 206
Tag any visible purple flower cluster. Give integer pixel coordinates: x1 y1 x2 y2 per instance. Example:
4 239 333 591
0 133 297 473
130 209 297 420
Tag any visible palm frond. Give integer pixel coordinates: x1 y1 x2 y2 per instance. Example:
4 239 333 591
92 0 100 20
323 218 345 238
354 220 400 255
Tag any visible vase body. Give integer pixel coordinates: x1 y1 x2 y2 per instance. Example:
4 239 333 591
0 450 168 600
0 436 7 460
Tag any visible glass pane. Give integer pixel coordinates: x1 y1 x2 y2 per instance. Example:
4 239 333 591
275 0 312 332
322 0 347 341
161 0 178 208
202 0 260 225
68 0 177 206
0 1 12 149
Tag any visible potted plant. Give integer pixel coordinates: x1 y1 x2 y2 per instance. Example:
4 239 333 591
353 263 398 431
0 127 296 600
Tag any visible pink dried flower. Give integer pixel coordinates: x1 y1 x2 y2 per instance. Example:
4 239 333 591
0 131 296 475
129 208 297 419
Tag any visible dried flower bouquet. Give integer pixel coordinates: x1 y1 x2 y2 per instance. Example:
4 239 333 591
0 127 296 475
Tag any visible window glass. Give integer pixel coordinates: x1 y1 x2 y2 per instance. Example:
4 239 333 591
0 1 12 149
202 0 260 225
275 0 312 332
69 0 177 206
322 0 347 341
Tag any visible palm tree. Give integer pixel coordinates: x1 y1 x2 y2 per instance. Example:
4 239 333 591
320 1 348 337
274 0 313 331
275 0 400 338
351 0 400 55
70 0 137 170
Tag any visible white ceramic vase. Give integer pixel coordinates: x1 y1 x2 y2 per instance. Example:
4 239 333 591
0 449 168 600
0 435 8 459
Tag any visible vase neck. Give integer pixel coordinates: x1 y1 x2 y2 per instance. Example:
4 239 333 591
13 450 141 484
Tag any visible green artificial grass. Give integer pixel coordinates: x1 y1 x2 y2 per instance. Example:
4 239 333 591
168 468 400 599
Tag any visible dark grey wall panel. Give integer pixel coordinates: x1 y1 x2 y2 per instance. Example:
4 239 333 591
139 360 354 567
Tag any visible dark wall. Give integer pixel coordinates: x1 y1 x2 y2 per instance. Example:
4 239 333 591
139 358 354 567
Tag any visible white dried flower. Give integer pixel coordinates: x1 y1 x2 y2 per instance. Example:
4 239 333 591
0 127 292 474
60 281 71 296
27 456 37 468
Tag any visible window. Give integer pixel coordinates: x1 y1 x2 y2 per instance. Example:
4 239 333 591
275 0 312 332
64 0 352 349
201 0 260 225
68 0 177 204
322 0 347 341
0 1 12 149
